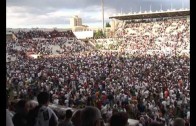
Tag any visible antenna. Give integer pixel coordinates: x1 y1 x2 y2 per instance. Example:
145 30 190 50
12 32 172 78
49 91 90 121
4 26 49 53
140 6 141 13
182 0 184 9
150 5 152 12
101 0 104 35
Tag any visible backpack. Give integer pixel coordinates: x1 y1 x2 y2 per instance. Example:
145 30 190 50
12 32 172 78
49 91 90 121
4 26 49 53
34 107 50 126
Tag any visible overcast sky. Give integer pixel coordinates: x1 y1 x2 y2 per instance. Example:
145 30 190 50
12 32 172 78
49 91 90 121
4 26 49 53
6 0 190 28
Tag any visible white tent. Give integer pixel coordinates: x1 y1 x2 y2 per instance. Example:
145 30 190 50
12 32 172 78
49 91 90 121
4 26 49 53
29 54 41 59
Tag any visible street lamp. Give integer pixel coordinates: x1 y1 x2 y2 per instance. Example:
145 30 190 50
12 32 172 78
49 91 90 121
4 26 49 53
101 0 105 35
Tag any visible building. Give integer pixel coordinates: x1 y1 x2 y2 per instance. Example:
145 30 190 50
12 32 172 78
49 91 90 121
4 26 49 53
72 25 89 32
70 15 82 27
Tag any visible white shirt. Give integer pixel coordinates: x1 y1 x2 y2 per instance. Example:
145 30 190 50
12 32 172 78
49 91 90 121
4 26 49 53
34 106 58 126
177 100 182 106
169 90 174 95
187 111 190 119
160 92 163 99
144 90 149 98
162 100 167 108
6 109 14 126
53 99 59 105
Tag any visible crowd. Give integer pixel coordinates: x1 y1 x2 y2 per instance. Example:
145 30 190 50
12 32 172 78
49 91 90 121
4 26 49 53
96 18 190 57
6 51 190 125
7 92 188 126
6 17 190 126
15 30 75 40
6 30 92 62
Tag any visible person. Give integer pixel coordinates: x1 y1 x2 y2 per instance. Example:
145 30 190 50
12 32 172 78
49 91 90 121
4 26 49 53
148 121 164 126
6 94 14 126
71 110 82 126
109 112 128 126
58 109 74 126
80 106 104 126
27 92 58 126
173 118 185 126
112 108 118 115
12 99 29 126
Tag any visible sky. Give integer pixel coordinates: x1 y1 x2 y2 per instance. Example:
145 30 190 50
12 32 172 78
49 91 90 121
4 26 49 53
6 0 190 28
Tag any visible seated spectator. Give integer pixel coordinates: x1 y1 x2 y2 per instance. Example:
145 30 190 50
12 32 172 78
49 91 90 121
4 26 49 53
81 106 103 126
109 112 128 126
58 109 73 126
27 92 58 126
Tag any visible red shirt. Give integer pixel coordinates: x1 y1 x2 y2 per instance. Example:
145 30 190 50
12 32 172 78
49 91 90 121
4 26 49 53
164 90 169 98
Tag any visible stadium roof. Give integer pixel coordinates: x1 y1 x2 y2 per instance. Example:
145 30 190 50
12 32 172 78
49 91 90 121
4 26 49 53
109 9 190 20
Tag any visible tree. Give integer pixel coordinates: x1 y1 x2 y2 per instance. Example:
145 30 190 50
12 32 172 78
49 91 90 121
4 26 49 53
94 30 104 39
106 22 111 27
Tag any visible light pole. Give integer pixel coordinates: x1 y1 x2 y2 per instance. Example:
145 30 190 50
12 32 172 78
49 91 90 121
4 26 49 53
101 0 105 36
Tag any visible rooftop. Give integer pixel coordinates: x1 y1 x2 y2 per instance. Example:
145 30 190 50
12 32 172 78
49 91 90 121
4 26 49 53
109 9 190 20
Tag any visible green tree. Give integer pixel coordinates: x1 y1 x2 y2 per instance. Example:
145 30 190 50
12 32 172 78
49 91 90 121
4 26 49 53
94 30 104 39
106 22 111 27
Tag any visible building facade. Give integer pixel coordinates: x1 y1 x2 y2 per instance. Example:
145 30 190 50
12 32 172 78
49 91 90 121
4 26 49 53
70 15 82 27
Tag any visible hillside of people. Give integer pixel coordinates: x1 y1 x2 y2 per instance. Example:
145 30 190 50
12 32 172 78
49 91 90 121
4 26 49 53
6 17 190 126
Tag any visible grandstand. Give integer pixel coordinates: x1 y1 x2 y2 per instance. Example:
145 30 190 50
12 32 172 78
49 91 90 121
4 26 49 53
93 9 190 57
109 9 189 20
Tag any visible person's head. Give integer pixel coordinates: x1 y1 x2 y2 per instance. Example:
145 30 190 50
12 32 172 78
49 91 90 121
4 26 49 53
72 110 82 126
109 112 128 126
15 99 29 113
28 100 38 111
149 121 164 126
65 109 73 120
37 92 50 106
173 118 185 126
81 106 103 126
9 101 16 111
112 108 118 115
58 111 66 121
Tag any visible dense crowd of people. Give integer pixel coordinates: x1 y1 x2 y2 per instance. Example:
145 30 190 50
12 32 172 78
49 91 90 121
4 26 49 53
6 17 190 126
15 30 75 40
6 30 92 62
96 18 190 57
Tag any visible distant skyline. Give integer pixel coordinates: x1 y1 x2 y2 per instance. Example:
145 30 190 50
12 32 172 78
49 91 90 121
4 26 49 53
6 0 190 28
